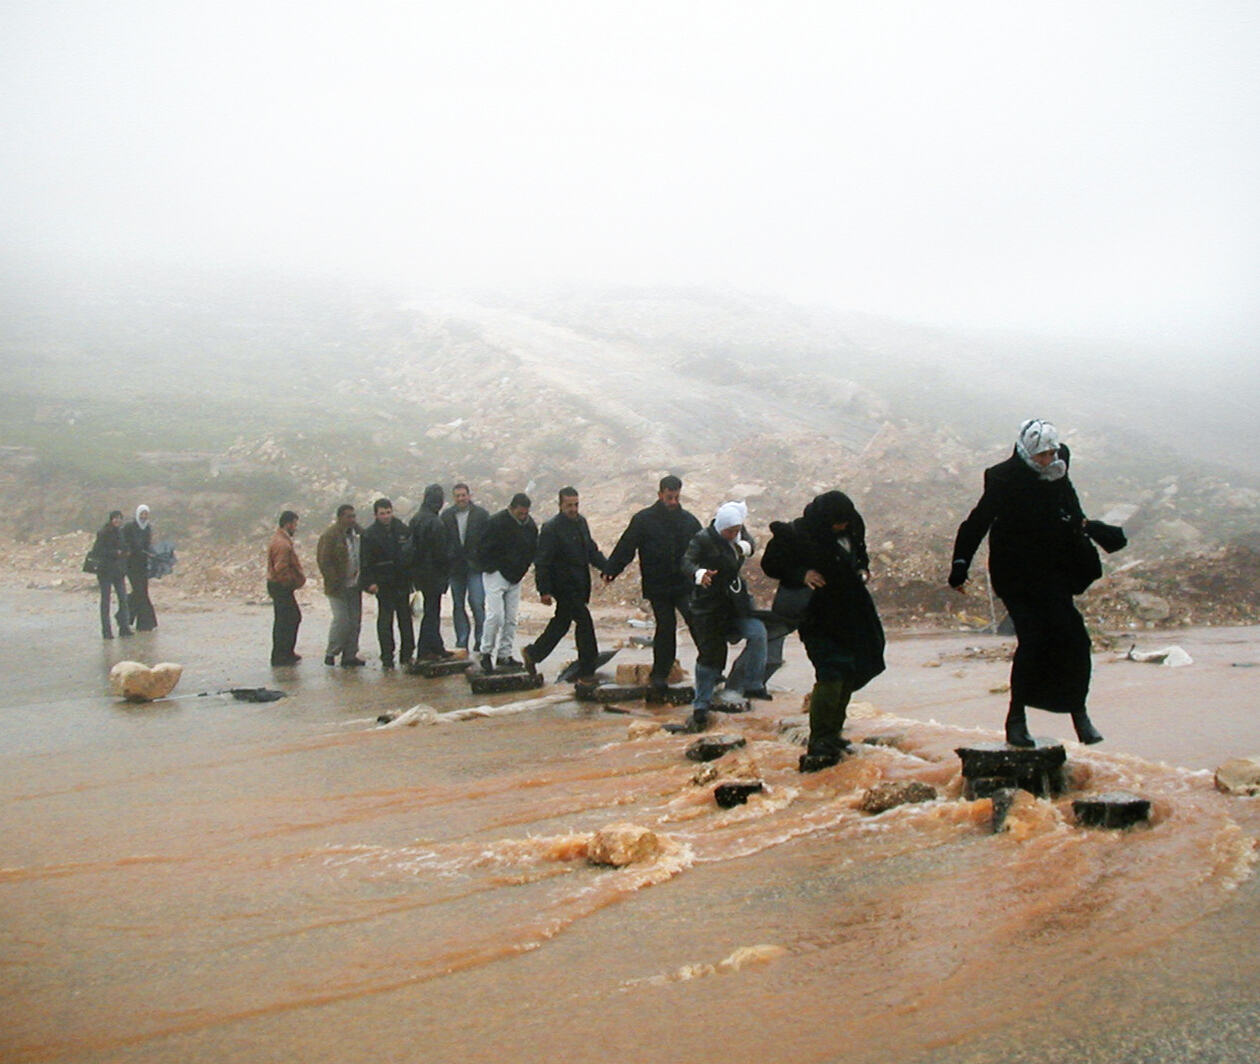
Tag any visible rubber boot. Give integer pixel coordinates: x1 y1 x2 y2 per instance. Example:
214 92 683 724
1072 709 1104 745
1004 703 1035 747
799 679 851 771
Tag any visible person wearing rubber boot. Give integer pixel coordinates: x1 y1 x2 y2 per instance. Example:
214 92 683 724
949 419 1124 747
762 491 885 772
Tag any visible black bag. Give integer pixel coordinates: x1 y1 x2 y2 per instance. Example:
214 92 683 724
1068 527 1103 595
772 582 813 624
82 552 101 575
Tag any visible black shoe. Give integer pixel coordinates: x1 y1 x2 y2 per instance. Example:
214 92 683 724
437 649 456 660
521 646 538 677
799 752 842 773
381 659 395 670
102 632 114 640
497 656 524 671
681 712 709 734
646 683 669 705
271 655 300 667
1004 706 1035 748
745 687 773 701
119 628 133 638
1072 711 1104 745
324 655 337 666
341 657 367 668
479 655 495 674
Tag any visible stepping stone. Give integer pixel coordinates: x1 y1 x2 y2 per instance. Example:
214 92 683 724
468 671 546 694
557 649 618 684
1072 792 1151 829
575 682 648 704
407 659 471 678
989 787 1021 833
956 740 1068 799
685 734 747 762
645 685 695 707
714 780 764 808
862 733 906 748
712 698 750 714
858 780 937 814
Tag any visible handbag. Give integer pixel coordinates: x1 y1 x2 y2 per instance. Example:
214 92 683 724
82 552 101 575
772 582 814 624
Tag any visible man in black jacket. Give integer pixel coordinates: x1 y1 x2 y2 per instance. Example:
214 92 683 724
603 475 702 697
476 492 538 673
361 497 415 669
523 487 608 681
409 483 452 661
441 483 490 653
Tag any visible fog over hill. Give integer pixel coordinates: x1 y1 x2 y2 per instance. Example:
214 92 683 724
2 267 1258 628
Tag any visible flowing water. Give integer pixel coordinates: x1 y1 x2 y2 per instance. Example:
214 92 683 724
2 589 1259 1063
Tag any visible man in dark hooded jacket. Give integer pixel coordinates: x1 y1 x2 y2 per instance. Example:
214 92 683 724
409 483 452 661
361 497 415 669
762 491 885 771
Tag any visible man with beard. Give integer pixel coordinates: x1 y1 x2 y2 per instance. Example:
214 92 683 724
361 498 415 669
441 482 490 655
316 503 365 667
267 510 306 667
476 492 537 673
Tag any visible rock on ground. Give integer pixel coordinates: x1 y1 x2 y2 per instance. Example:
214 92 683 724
1215 757 1260 796
858 780 938 814
109 661 183 702
588 823 663 867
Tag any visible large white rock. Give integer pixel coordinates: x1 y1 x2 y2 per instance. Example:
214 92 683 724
109 661 183 702
587 823 663 867
1215 757 1260 796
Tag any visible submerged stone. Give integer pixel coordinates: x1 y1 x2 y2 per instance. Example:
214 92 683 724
685 734 747 762
858 780 937 814
956 740 1068 798
989 787 1021 833
1214 757 1260 796
588 823 662 867
1072 792 1151 829
715 780 764 808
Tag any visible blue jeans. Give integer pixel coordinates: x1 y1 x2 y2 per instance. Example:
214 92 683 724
98 572 130 637
694 615 767 713
449 566 485 650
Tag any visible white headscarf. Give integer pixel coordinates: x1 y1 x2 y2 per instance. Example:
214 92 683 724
713 500 748 532
135 505 151 529
1015 419 1067 481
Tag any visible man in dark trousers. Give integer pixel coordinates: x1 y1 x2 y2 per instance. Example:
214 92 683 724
409 483 452 661
361 497 415 669
477 492 538 673
523 487 608 682
602 475 702 699
267 510 305 666
441 482 490 654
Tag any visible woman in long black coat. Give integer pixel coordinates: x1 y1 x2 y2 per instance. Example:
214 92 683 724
762 491 885 771
122 504 158 631
89 510 132 639
948 419 1109 746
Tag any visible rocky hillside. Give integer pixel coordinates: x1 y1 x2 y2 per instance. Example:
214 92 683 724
2 268 1258 630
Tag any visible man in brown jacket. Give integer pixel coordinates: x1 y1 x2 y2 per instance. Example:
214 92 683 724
316 504 365 667
267 510 306 666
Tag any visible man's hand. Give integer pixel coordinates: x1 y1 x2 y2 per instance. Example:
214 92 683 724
540 594 554 606
602 573 616 584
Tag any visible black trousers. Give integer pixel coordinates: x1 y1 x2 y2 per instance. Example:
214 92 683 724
375 585 415 664
648 590 696 684
527 596 598 672
268 581 301 663
415 581 447 655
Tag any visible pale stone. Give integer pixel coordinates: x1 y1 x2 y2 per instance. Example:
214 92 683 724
615 661 684 685
1215 757 1260 796
109 661 183 702
858 780 938 814
588 823 663 867
628 720 663 740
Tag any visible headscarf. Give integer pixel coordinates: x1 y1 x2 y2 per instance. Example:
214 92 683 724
713 500 748 532
802 491 858 535
1015 419 1067 481
135 505 151 529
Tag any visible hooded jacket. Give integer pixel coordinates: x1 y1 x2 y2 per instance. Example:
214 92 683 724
409 484 451 589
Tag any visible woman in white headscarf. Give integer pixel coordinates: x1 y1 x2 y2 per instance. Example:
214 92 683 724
122 504 158 631
678 501 767 732
949 419 1122 746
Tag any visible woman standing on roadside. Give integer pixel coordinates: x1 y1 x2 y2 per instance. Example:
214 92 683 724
122 504 158 631
90 510 132 639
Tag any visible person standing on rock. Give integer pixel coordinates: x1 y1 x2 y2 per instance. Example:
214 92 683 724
679 501 767 732
602 474 702 700
361 498 415 669
409 483 454 662
316 503 365 667
522 487 608 682
477 492 538 674
122 504 158 631
761 491 885 771
90 510 132 639
948 418 1121 747
441 482 490 655
267 510 306 667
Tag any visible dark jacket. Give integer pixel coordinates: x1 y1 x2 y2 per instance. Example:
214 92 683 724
440 501 491 571
681 524 757 624
761 491 885 690
535 511 608 602
951 445 1087 600
603 500 702 599
121 520 152 581
409 486 451 590
361 516 414 593
316 523 361 597
479 508 539 585
90 523 128 581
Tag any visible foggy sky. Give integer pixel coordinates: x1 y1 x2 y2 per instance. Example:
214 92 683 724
3 1 1258 348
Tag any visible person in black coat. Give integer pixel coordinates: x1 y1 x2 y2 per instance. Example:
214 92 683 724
762 491 885 771
90 510 132 639
949 419 1117 746
476 493 538 672
679 501 767 731
361 497 415 668
409 483 452 660
440 483 491 652
122 504 157 630
523 487 608 681
602 475 703 696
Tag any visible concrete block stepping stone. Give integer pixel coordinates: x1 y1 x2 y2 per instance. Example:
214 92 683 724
956 740 1067 799
557 649 618 684
715 780 764 808
1072 792 1151 829
685 734 747 762
575 682 648 703
468 671 546 695
407 658 471 678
